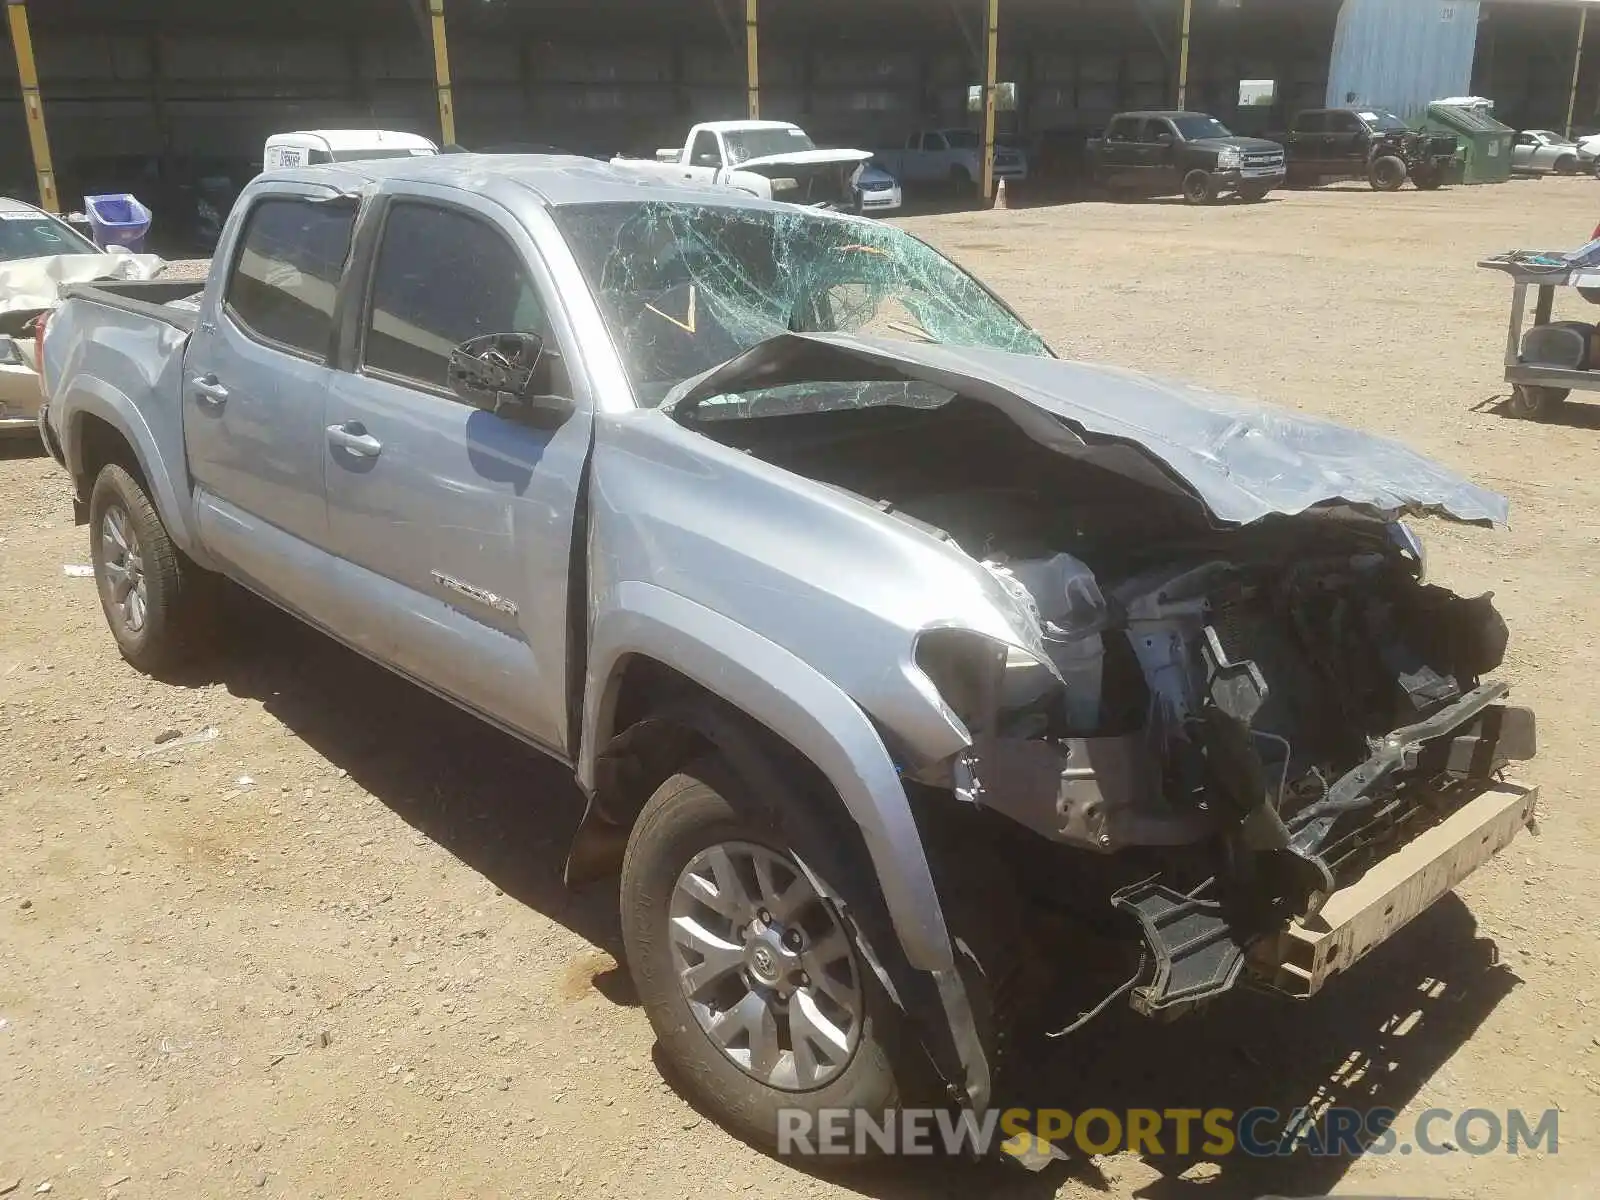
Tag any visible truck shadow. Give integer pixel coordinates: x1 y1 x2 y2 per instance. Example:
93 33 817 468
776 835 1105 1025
1485 391 1600 430
182 587 626 972
179 590 1519 1200
750 895 1517 1200
0 437 47 461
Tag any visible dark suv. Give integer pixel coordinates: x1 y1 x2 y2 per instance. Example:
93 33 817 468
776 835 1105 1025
1086 111 1286 204
1277 108 1457 191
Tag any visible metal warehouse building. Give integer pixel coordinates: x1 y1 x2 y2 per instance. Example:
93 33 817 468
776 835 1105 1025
1 0 1597 236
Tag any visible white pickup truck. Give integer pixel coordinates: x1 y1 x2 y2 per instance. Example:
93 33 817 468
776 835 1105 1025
611 120 870 207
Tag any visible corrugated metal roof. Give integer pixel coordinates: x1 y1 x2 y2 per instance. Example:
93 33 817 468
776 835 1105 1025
1326 0 1483 121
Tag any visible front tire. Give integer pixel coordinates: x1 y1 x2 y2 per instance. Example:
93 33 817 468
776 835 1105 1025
1369 154 1407 191
88 463 215 673
1182 168 1218 205
621 754 938 1156
1555 153 1579 175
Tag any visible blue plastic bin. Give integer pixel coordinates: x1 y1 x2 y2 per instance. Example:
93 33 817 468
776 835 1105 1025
83 194 153 252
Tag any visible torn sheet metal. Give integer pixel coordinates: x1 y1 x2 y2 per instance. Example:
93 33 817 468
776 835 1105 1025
0 252 165 322
664 333 1509 529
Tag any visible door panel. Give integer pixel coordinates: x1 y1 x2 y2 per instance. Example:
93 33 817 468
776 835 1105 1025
1102 120 1140 186
1289 114 1325 172
323 197 589 751
685 130 721 184
1140 119 1179 191
182 192 355 592
324 372 590 745
1329 114 1363 169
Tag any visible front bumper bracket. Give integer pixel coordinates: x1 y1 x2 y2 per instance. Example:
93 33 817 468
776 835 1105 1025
1253 780 1537 998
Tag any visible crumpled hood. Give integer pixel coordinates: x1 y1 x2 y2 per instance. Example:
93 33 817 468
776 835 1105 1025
734 148 872 171
664 333 1508 528
0 251 165 322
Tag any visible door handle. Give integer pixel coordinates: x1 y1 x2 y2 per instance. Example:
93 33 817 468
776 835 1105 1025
191 375 229 407
326 423 383 458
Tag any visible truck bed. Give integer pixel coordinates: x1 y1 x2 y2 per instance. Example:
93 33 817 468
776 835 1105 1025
58 279 205 334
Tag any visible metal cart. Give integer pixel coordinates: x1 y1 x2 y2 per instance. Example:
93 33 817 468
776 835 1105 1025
1480 252 1600 419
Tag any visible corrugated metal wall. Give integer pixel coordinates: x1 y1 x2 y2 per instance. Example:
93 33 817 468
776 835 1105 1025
1326 0 1482 120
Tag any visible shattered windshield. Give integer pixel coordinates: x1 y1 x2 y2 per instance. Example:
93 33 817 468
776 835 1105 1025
551 200 1050 406
723 128 815 164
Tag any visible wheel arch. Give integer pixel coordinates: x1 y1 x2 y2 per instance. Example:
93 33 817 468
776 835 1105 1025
573 581 955 973
61 383 212 567
571 586 996 1107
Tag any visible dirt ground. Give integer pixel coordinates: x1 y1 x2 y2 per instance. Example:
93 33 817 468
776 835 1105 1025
4 176 1599 1200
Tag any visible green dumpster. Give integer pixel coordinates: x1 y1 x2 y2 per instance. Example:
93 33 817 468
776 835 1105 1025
1423 100 1514 184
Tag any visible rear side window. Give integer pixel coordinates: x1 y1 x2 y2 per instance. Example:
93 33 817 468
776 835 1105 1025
1107 118 1141 142
689 131 721 167
361 202 548 393
223 196 356 360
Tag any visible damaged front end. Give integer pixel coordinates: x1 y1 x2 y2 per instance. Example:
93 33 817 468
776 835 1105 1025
920 533 1536 1017
666 333 1538 1027
744 161 865 208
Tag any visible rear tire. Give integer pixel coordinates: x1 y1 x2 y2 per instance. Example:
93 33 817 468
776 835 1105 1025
621 753 947 1156
88 463 217 674
1508 383 1570 420
1410 165 1445 190
1182 169 1218 205
1368 154 1407 191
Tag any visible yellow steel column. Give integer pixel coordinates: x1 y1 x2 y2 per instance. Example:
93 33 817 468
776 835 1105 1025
1566 3 1588 140
982 0 999 201
428 0 456 146
1177 0 1193 110
746 0 760 119
5 0 58 213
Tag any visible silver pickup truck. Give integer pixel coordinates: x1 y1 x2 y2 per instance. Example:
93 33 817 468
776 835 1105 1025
38 153 1536 1157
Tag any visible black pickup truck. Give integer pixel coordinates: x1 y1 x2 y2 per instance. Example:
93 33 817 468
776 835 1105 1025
1086 111 1286 204
1276 107 1457 191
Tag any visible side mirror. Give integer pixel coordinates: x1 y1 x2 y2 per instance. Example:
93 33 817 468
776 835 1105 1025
447 332 574 426
1154 132 1174 146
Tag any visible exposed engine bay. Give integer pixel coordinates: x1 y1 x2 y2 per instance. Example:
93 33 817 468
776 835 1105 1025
742 161 863 208
683 387 1538 1013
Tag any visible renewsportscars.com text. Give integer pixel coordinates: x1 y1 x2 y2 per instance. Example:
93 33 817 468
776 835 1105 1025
776 1106 1559 1159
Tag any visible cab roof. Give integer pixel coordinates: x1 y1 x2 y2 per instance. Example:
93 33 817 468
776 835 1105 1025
1116 110 1218 120
266 130 438 152
264 152 793 211
694 120 801 133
